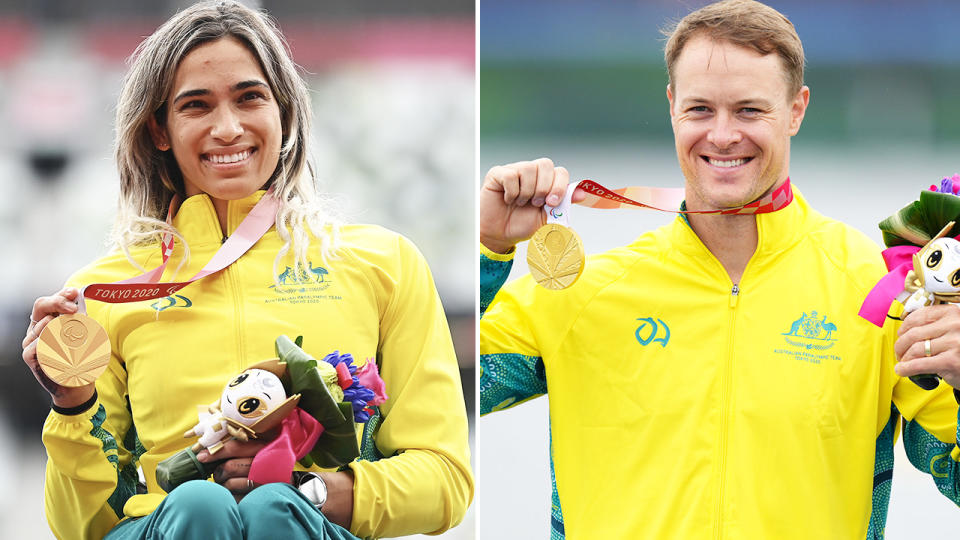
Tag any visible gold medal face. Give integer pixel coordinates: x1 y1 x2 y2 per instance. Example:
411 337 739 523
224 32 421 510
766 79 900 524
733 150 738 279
36 313 111 387
527 223 585 290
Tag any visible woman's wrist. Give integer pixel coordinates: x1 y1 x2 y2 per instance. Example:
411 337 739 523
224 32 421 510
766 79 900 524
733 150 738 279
317 470 354 529
51 385 97 413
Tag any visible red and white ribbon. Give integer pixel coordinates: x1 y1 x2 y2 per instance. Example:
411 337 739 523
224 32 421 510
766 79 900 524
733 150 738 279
546 178 793 224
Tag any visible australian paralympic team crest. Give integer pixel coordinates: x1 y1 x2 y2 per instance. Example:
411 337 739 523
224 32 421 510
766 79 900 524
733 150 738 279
775 311 841 364
265 261 340 305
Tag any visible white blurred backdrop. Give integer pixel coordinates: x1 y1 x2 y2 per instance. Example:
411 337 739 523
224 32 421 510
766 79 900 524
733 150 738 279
0 1 475 538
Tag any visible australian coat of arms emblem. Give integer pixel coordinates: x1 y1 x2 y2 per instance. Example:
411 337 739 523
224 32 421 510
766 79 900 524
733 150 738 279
782 311 837 350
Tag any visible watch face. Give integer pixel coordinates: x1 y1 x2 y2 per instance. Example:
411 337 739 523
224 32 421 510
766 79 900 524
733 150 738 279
300 473 328 508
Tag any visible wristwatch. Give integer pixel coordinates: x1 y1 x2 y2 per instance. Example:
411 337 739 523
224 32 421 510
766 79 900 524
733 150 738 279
295 472 328 509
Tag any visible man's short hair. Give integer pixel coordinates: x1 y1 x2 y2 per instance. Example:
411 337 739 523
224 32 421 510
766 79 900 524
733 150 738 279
663 0 805 98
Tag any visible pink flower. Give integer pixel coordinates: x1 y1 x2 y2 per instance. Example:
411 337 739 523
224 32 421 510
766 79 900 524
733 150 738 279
356 361 388 406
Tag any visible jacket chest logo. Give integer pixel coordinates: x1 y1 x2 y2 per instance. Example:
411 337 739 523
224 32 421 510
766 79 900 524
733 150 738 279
276 262 330 285
782 311 837 350
635 317 670 347
266 261 341 304
150 294 193 312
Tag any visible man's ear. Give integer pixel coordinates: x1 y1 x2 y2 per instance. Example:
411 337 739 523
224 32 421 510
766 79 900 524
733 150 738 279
788 85 810 136
147 114 171 151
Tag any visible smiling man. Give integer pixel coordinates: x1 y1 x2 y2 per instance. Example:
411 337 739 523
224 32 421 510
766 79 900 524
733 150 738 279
478 1 960 538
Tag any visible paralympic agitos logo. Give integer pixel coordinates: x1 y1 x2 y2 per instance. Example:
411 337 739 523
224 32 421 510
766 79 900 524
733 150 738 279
150 294 193 312
635 317 670 347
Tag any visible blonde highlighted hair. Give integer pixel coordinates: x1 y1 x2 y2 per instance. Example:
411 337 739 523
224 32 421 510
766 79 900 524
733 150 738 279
112 0 338 278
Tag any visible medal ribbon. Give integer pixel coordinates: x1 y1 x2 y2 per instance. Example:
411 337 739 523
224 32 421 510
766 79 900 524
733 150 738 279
77 192 280 313
547 178 793 224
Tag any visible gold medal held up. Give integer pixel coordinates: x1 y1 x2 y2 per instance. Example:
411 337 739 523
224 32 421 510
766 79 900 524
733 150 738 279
527 223 585 290
36 313 111 387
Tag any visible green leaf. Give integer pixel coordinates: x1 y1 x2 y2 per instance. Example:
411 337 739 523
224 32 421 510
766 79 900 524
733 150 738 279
879 191 960 248
274 336 359 468
306 402 361 468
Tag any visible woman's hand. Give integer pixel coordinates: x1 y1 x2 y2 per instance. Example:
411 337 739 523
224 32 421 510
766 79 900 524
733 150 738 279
199 437 355 527
198 438 269 502
21 287 96 409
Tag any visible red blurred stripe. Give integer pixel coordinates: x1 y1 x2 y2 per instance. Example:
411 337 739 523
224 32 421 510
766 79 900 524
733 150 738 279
81 18 474 68
0 18 35 65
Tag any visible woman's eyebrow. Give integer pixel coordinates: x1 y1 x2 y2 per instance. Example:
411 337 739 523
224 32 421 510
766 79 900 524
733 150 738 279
173 80 268 105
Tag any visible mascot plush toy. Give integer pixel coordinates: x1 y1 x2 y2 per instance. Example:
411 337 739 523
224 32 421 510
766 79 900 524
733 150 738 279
156 335 387 492
186 366 300 454
899 222 960 315
860 175 960 390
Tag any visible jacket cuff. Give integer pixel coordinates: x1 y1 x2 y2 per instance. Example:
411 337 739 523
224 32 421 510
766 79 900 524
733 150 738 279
51 390 99 416
480 243 515 262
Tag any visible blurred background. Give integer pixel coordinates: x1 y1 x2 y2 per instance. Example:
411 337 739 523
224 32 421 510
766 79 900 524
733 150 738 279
0 0 474 538
479 0 960 538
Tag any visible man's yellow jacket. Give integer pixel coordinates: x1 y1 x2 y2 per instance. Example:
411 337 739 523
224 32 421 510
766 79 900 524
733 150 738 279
480 188 960 539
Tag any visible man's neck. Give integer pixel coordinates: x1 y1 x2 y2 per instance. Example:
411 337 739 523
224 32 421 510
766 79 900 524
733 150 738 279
687 212 758 285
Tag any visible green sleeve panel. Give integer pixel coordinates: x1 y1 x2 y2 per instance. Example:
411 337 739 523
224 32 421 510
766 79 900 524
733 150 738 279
867 406 898 539
42 355 138 540
480 251 514 316
902 408 960 505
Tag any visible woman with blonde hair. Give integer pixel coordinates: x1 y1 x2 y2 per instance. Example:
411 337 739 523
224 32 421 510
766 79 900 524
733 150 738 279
20 2 472 539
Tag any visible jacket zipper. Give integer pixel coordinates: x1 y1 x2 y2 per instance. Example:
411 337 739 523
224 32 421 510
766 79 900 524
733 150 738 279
716 283 740 540
223 207 245 370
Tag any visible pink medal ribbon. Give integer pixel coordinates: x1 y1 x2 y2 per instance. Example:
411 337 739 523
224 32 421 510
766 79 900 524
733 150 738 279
77 192 280 313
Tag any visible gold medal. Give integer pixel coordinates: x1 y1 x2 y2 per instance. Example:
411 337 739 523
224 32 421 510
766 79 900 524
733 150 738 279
527 223 585 290
36 313 111 387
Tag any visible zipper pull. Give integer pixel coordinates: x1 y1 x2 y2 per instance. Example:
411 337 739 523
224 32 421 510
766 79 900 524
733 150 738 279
729 284 740 308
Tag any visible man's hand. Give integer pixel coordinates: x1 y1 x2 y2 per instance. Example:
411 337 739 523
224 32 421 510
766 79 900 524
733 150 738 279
894 304 960 388
479 158 582 254
198 438 268 502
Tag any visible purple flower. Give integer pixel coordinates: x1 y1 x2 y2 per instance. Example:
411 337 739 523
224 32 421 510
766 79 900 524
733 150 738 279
321 351 386 423
941 178 954 194
931 175 960 195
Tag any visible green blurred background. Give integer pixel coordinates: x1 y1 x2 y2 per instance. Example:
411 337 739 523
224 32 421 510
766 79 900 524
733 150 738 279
478 1 960 539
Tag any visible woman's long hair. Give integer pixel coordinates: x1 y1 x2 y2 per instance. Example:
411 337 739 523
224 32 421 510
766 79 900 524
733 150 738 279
113 0 338 278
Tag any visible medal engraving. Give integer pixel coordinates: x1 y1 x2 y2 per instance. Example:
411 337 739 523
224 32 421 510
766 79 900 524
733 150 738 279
60 319 89 347
527 223 585 290
37 313 111 387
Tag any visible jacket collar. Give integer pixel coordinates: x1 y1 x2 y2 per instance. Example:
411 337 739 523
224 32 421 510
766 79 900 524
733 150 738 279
172 190 268 246
667 184 811 261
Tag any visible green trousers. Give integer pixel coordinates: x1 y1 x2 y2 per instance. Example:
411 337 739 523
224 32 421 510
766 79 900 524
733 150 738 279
105 480 360 540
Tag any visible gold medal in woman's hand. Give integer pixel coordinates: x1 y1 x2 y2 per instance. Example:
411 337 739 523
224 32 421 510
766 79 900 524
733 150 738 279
527 223 585 290
36 313 111 387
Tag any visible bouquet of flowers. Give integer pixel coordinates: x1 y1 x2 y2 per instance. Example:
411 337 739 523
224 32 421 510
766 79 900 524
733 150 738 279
156 335 388 492
859 174 960 389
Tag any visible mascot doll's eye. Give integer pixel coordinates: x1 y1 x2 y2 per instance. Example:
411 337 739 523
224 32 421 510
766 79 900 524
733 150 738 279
926 249 943 269
237 397 262 417
951 269 960 288
229 373 249 387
